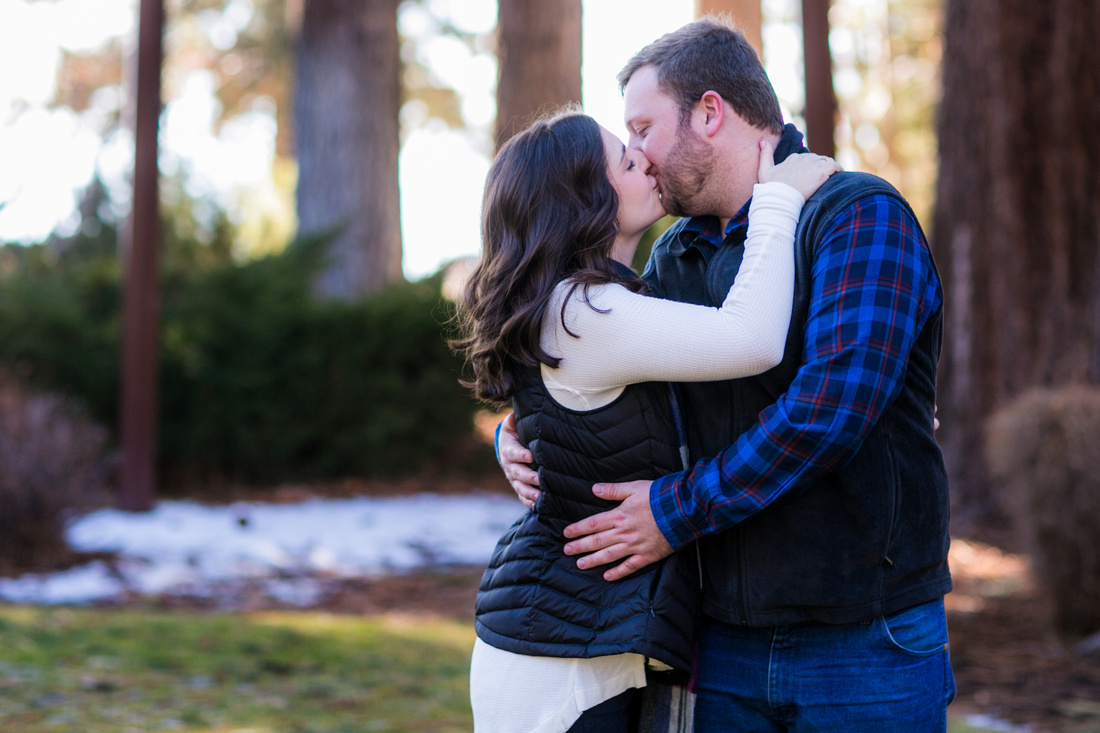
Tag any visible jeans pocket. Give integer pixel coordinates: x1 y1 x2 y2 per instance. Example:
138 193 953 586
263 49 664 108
878 598 949 657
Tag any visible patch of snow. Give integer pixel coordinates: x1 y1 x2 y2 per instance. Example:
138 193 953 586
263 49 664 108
0 494 525 607
965 714 1032 732
0 561 125 605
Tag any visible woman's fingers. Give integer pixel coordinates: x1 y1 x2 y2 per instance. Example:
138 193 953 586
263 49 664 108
757 138 776 182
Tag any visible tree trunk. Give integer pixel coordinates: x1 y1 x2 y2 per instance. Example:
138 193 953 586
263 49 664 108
800 0 836 156
696 0 762 59
495 0 582 149
119 0 165 512
933 0 1100 531
295 0 403 299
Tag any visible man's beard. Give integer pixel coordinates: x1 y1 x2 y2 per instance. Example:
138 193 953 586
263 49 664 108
658 124 718 218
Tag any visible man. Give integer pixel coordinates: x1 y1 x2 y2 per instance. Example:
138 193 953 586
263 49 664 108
498 17 955 731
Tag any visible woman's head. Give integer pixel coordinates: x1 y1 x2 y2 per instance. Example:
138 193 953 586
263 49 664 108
481 110 619 280
454 108 656 404
598 125 666 245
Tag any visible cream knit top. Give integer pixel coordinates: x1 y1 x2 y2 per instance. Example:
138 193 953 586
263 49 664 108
541 181 804 410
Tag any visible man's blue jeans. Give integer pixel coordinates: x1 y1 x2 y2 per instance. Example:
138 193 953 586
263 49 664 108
694 598 956 732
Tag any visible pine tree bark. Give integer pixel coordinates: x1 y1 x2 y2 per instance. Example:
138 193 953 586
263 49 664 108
295 0 403 299
800 0 836 156
696 0 763 58
495 0 582 149
119 0 165 512
933 0 1100 530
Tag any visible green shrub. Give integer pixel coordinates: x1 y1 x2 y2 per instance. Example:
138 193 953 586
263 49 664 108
0 242 121 423
0 233 482 486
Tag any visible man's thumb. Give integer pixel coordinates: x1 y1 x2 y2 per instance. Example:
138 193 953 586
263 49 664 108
593 483 615 498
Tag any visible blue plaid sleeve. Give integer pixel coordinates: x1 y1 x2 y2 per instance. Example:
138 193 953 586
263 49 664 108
650 195 942 551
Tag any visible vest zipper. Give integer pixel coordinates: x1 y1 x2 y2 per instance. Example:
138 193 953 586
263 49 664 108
695 543 704 589
667 381 701 592
739 527 750 625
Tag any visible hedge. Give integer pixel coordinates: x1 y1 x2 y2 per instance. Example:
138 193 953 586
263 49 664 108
0 231 484 486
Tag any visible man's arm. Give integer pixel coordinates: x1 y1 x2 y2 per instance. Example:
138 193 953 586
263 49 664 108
564 195 941 578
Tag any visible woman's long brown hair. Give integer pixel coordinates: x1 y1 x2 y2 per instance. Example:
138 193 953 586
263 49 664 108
453 109 647 405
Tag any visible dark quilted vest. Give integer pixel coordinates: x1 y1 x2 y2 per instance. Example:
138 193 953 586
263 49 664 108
474 368 699 671
640 124 952 626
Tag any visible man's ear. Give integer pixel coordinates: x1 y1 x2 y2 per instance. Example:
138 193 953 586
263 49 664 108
700 90 725 137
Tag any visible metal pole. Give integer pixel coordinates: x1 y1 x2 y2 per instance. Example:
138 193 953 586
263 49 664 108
119 0 165 512
801 0 836 157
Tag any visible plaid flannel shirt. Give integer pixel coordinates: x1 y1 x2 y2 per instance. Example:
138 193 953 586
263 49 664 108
651 194 942 551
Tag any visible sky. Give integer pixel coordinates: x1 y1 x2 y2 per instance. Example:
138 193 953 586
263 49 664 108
0 0 805 279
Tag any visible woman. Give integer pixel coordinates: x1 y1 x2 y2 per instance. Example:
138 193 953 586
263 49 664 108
454 108 837 732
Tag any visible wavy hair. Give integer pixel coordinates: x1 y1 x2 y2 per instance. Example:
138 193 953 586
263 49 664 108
453 108 646 405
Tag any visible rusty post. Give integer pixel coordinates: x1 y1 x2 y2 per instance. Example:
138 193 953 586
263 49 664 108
119 0 165 512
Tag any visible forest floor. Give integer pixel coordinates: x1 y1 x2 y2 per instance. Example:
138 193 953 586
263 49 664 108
939 536 1100 733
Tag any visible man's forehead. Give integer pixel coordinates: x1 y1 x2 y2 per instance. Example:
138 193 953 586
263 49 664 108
624 69 676 120
624 66 660 100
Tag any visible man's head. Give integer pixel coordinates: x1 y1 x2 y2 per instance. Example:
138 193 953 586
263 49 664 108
619 17 784 135
618 17 785 220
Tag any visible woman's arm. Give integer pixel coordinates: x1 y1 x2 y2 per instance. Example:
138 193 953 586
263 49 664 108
543 181 803 404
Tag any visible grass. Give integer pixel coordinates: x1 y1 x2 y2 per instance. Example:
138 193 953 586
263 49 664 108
0 603 1014 733
0 605 475 732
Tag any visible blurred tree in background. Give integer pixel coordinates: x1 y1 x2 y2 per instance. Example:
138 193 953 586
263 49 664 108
827 0 941 227
933 0 1100 531
0 0 496 489
494 0 582 148
47 0 482 268
47 0 297 258
698 0 762 54
294 0 404 299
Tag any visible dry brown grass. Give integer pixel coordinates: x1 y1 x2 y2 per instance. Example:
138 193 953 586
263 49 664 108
0 373 111 574
984 385 1100 637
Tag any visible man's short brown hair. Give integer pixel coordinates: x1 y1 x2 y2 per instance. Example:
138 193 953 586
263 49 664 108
618 16 785 135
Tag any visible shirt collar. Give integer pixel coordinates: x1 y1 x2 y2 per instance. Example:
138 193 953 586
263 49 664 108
677 207 749 250
669 123 809 255
609 258 639 280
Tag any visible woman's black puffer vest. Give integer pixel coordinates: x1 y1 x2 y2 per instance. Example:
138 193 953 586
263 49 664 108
474 367 699 672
